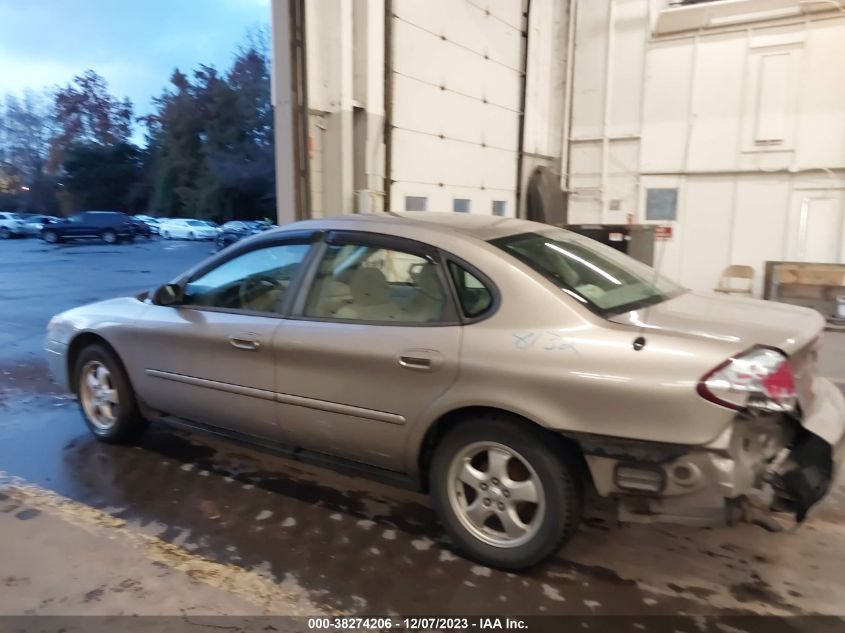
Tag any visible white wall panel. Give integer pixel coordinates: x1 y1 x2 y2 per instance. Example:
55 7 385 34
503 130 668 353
392 19 521 111
392 74 518 151
686 33 745 172
570 0 609 139
395 0 522 70
730 177 791 295
390 129 517 190
677 177 734 292
569 141 602 190
523 0 565 158
795 19 845 168
608 0 648 137
640 41 694 173
388 0 523 212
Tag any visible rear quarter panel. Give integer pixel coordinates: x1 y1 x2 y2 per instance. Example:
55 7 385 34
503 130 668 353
400 241 740 474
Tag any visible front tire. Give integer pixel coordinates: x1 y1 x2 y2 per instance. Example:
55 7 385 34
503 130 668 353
101 229 117 244
43 230 59 244
429 415 582 569
74 344 148 443
0 227 10 239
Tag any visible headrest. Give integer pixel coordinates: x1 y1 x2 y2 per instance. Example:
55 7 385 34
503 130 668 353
416 264 442 297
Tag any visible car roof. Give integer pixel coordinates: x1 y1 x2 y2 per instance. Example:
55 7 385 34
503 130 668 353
275 212 554 242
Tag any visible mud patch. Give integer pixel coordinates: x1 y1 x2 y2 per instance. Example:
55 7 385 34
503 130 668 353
15 508 40 520
3 576 29 587
83 586 105 602
667 583 717 600
561 561 637 587
729 573 800 613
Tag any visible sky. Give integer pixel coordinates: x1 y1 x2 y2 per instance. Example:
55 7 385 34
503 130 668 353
0 0 271 141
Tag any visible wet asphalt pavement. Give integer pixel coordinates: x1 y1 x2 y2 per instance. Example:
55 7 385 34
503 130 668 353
1 236 844 619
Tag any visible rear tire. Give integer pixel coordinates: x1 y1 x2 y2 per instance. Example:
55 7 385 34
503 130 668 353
0 227 10 239
429 414 582 570
101 229 117 244
74 343 147 443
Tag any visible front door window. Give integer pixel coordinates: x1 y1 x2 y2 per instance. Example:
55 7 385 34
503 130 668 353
184 243 311 313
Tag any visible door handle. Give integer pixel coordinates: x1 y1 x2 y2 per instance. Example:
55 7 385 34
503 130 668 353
229 334 262 351
398 349 440 371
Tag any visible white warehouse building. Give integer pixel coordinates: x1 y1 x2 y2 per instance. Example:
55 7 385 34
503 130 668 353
271 0 845 296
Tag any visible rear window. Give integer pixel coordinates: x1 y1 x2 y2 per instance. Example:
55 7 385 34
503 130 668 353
491 229 684 316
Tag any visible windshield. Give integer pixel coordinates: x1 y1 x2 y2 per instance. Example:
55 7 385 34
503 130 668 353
186 220 205 227
491 229 684 316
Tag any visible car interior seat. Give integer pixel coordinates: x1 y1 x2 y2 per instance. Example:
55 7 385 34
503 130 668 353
403 264 443 322
336 267 403 321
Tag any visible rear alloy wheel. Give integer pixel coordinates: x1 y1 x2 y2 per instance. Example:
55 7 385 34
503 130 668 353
75 344 147 443
0 227 10 239
430 415 581 569
162 231 170 240
43 230 59 244
101 229 117 244
188 232 196 240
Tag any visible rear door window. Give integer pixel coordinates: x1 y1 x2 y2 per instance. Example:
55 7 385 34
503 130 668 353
303 240 451 324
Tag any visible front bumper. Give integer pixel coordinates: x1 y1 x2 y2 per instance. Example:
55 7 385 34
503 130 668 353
585 377 845 527
45 338 70 393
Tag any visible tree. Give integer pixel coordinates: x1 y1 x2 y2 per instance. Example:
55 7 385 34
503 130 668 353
143 69 205 215
144 33 276 220
49 70 133 171
61 142 145 211
0 91 59 212
0 91 53 180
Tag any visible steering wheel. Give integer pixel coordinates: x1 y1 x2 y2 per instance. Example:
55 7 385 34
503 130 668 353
238 275 286 310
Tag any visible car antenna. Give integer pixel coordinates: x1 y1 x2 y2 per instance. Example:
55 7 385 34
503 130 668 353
633 226 669 352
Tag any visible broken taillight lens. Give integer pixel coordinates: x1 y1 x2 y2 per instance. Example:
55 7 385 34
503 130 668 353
697 346 796 413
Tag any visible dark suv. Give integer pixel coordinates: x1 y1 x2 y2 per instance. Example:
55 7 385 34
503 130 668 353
42 211 135 244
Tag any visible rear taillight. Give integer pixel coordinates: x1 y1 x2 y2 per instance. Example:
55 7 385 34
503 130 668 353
697 346 796 413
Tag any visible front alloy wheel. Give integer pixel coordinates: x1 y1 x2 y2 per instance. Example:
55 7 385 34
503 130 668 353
43 230 58 243
430 415 582 569
101 230 117 244
75 344 147 443
79 361 119 431
0 227 10 239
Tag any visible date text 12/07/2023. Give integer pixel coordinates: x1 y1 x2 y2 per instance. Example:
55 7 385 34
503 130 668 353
306 617 529 631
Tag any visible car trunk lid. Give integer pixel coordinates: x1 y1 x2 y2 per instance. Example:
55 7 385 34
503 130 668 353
610 291 825 410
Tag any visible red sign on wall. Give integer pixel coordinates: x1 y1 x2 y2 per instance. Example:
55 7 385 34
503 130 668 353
655 225 673 240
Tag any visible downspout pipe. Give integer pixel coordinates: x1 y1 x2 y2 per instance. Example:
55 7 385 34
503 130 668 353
515 0 532 218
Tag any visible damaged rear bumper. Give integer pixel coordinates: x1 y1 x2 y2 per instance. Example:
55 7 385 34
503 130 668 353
583 377 845 528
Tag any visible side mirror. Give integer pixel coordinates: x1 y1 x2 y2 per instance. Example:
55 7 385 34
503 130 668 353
152 283 184 306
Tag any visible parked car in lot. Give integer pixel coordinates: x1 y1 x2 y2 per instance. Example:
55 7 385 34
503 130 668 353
45 212 845 569
0 212 28 239
216 220 274 250
133 215 160 235
21 214 59 236
129 217 153 239
41 211 134 244
159 219 219 241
